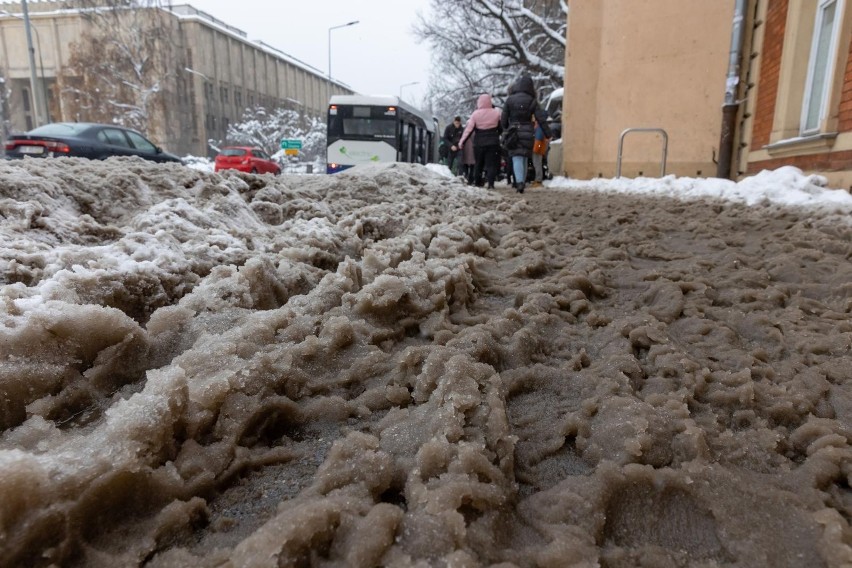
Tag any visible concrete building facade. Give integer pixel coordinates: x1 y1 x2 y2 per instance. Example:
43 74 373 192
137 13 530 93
0 2 355 157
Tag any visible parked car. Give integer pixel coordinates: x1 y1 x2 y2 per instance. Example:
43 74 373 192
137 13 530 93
214 146 281 175
4 122 182 163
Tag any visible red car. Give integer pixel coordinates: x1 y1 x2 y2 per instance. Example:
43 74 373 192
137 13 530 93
214 146 280 175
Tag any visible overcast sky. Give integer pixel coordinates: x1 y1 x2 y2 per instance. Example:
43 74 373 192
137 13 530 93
186 0 433 106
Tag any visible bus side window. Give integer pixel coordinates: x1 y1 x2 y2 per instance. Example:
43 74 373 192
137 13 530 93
407 124 416 162
421 131 427 164
403 122 412 162
399 124 408 162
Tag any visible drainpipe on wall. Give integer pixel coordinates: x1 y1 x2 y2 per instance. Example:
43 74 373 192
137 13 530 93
717 0 748 179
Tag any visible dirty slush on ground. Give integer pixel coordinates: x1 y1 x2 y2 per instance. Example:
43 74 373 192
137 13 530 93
0 160 850 567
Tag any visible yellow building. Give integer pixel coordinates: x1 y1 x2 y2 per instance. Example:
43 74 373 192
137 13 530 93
561 0 852 189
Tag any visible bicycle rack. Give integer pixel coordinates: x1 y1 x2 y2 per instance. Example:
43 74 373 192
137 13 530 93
616 128 669 178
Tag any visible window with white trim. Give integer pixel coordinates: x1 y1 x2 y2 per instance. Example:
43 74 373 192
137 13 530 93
801 0 842 135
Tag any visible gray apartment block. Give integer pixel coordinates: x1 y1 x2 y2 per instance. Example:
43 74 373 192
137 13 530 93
0 2 355 157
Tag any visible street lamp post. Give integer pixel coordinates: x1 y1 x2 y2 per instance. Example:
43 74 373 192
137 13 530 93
327 20 359 81
0 76 7 156
3 3 49 126
183 68 215 156
399 81 420 101
20 0 47 127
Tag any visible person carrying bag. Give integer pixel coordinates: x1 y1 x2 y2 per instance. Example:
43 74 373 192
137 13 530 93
501 124 519 152
530 118 550 188
501 74 552 193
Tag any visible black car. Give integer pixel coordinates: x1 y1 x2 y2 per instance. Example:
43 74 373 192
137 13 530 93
4 122 182 163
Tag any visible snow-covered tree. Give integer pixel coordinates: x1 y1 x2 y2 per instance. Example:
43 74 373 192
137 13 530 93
415 0 567 118
225 106 327 171
57 0 179 142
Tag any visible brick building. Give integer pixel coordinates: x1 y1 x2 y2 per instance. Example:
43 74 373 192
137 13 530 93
745 0 852 188
0 2 355 157
561 0 852 188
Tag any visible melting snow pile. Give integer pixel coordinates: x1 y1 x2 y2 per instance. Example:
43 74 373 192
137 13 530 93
0 157 850 567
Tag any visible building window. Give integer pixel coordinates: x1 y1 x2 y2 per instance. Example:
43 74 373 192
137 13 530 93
220 86 229 103
235 89 242 109
761 0 850 153
801 0 841 135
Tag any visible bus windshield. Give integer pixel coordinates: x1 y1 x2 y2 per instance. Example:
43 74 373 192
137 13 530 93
328 105 397 139
340 118 396 137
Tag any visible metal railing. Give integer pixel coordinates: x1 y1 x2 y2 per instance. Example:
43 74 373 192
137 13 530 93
616 127 669 177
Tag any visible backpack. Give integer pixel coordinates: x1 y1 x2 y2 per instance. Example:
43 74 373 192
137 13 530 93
501 125 519 151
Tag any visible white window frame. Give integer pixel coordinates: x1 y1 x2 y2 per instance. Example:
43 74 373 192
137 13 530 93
800 0 844 136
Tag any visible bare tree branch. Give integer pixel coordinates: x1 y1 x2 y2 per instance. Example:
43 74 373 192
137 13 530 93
415 0 566 119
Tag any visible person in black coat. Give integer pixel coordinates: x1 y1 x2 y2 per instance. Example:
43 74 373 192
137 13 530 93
442 116 464 175
501 75 552 193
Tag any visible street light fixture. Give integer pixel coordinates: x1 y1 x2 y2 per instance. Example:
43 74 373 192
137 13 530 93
183 67 210 81
399 81 420 101
328 20 359 81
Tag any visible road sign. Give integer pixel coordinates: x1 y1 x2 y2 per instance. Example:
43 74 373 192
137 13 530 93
280 139 302 150
284 149 299 156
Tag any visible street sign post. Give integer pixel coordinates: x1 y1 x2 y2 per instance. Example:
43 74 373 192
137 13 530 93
281 139 302 156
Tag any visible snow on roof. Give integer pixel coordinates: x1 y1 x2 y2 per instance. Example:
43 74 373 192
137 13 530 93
169 4 345 87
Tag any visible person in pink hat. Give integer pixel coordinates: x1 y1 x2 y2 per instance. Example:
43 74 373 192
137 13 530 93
459 93 502 189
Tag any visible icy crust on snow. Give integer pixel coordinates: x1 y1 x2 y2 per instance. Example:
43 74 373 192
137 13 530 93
0 158 850 567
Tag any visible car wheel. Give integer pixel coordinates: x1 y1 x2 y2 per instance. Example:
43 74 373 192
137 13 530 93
251 168 258 174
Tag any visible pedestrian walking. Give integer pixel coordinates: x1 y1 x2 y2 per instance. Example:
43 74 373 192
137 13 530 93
461 129 476 184
530 117 550 188
459 94 502 189
501 75 552 193
442 116 464 175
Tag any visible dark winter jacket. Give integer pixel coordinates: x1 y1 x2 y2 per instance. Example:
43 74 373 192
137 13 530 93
442 123 463 147
501 75 552 157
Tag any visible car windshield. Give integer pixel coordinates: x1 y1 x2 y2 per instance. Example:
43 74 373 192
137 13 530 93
125 130 157 152
221 148 247 157
27 123 91 136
